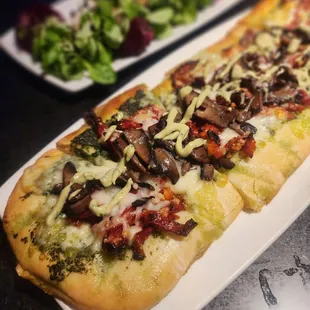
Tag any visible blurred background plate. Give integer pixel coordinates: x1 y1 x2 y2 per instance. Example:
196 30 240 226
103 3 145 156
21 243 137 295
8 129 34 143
0 0 242 92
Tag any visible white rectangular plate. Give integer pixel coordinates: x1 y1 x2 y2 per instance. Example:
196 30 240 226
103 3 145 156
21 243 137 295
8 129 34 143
1 10 310 310
0 0 241 92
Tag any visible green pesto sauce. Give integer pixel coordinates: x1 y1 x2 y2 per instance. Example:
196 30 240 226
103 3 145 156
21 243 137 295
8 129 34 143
290 116 310 139
11 210 40 233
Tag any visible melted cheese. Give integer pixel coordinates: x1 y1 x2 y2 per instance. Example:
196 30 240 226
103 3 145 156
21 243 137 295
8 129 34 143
60 224 95 250
255 32 279 52
248 114 279 141
219 128 239 147
171 169 203 194
89 178 133 217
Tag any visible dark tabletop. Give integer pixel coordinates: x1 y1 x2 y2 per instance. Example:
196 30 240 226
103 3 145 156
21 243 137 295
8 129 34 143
1 1 309 309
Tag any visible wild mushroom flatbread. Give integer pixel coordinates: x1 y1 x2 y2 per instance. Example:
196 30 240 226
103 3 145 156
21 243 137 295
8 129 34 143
4 0 310 309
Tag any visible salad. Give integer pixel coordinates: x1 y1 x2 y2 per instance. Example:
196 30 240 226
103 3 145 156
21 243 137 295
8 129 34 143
16 0 213 85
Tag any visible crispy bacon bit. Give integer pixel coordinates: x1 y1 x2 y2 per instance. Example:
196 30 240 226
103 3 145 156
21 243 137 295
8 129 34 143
207 140 224 159
297 89 310 106
186 121 200 137
118 119 142 130
121 206 136 226
103 225 128 254
241 137 256 158
225 136 247 154
140 209 197 237
171 61 198 89
239 29 255 47
162 187 174 200
132 227 153 260
284 103 305 112
199 123 221 137
132 197 153 208
84 111 107 137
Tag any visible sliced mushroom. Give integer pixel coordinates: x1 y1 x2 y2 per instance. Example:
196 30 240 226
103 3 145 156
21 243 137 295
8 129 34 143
51 183 63 195
132 197 154 208
219 158 235 170
195 98 237 128
65 195 92 216
181 161 191 176
271 66 298 91
63 162 77 188
123 129 151 165
190 146 210 164
200 164 214 181
191 77 205 89
236 110 252 123
111 137 147 173
183 90 198 106
148 117 167 138
154 139 175 155
250 89 263 112
229 122 245 135
239 122 257 135
137 182 155 191
153 148 180 184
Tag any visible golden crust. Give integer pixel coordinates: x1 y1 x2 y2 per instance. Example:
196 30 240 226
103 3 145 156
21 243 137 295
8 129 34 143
56 84 148 154
227 110 310 211
3 149 243 310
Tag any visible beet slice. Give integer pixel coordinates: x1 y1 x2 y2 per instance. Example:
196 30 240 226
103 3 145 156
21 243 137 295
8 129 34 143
118 17 154 57
16 3 63 52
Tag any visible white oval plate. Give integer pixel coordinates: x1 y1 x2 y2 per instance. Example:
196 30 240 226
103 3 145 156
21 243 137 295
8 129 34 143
1 10 310 310
0 0 241 92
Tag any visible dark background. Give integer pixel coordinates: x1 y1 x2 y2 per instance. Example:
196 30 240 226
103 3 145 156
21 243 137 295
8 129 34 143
4 1 308 310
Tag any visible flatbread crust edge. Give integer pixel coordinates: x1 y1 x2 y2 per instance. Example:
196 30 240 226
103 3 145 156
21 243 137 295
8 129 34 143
153 0 294 96
3 149 243 310
3 150 77 307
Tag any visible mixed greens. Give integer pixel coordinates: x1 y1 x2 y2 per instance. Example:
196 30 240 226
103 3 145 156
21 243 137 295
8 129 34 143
16 0 213 85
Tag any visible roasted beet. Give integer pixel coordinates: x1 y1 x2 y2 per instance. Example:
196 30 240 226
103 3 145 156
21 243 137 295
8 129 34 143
118 17 154 57
16 3 63 52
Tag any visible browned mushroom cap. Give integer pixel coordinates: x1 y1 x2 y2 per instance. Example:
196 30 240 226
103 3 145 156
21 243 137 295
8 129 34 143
63 162 77 187
154 139 175 155
182 90 198 106
181 161 191 176
123 129 151 165
200 164 214 181
66 195 92 216
250 89 263 112
236 110 252 123
195 98 237 128
111 137 148 173
190 146 210 164
148 117 167 138
218 158 235 170
64 180 102 220
153 148 180 184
